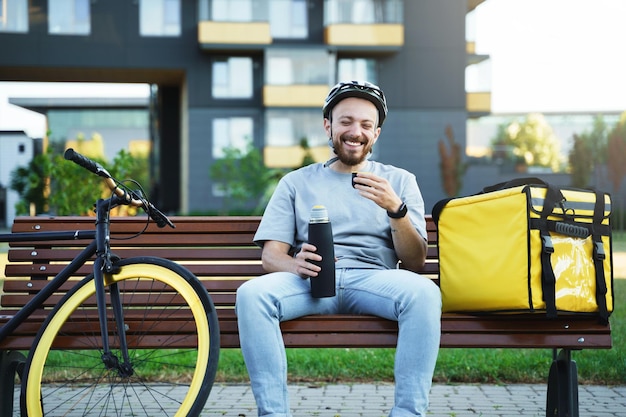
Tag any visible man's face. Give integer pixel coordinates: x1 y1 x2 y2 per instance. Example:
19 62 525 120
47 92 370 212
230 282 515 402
325 97 380 166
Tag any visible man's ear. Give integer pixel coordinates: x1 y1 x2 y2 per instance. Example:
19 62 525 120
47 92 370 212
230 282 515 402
372 126 381 144
323 118 332 137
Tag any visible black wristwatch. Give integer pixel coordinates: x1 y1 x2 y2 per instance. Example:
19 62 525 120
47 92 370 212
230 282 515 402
387 202 408 218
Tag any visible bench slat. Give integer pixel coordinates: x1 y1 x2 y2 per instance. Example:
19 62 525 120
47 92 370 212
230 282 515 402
8 247 263 262
0 314 610 350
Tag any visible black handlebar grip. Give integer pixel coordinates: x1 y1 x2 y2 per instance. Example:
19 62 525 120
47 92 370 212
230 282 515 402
64 148 111 178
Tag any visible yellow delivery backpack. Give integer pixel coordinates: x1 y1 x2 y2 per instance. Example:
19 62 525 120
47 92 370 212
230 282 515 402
432 178 613 323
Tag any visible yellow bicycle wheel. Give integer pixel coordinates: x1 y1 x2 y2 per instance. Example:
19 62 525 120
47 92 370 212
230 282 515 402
21 257 219 417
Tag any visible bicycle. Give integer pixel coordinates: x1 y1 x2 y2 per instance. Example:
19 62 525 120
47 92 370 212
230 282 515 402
0 149 220 417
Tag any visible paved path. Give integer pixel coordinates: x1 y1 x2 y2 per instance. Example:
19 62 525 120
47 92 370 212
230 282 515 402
205 384 626 417
202 383 626 416
12 382 626 416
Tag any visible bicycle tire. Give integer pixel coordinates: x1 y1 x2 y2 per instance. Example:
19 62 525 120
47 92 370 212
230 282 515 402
20 256 220 417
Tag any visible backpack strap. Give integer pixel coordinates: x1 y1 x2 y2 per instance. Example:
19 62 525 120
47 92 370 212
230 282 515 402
538 184 564 319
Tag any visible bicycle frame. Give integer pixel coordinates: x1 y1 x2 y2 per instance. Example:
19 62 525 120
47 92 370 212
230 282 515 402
0 193 134 374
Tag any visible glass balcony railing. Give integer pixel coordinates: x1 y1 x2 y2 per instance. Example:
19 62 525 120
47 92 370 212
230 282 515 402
198 0 310 46
198 0 271 47
263 48 330 107
324 0 403 24
323 0 403 48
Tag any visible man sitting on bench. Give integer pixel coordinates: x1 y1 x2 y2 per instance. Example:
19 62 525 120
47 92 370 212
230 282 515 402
236 81 442 417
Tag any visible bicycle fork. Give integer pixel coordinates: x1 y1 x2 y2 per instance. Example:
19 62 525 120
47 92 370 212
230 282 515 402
93 260 135 378
93 197 135 378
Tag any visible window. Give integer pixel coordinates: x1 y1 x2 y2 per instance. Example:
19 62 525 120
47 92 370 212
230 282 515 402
465 60 492 93
266 49 328 85
270 0 307 39
266 110 327 148
350 0 375 24
324 0 403 25
140 0 181 37
212 117 253 158
0 0 28 33
265 110 329 167
267 57 293 85
48 0 90 35
212 57 254 98
337 58 377 84
210 0 254 21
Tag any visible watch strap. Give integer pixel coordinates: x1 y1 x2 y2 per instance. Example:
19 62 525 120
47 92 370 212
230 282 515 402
387 202 407 218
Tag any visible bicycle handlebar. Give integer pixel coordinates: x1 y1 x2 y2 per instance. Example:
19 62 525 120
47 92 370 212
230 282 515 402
64 148 175 228
64 148 112 178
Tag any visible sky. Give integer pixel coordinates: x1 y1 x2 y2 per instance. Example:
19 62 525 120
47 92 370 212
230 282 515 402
473 0 626 114
1 0 626 139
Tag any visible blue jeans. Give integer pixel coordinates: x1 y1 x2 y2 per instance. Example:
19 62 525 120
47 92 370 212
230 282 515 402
235 268 442 417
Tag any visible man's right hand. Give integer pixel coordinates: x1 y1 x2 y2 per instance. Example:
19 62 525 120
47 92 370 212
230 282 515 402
259 240 321 278
294 243 322 278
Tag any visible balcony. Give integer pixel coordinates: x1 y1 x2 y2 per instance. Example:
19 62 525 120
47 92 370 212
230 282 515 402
264 145 329 168
467 0 486 12
263 85 329 107
198 21 272 50
466 92 491 116
323 0 404 52
467 41 490 65
324 23 404 50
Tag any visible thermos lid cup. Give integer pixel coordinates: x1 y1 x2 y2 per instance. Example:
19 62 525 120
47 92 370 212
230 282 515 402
310 205 329 223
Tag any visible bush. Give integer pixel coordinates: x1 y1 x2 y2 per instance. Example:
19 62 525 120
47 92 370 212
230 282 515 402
10 149 150 216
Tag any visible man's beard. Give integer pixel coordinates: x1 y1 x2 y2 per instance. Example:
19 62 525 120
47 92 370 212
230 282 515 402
334 135 373 166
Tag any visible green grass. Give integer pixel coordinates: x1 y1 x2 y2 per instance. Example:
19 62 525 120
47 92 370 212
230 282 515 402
614 231 626 252
216 279 626 385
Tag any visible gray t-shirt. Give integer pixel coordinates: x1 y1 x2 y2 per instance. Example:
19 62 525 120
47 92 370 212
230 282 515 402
253 160 427 270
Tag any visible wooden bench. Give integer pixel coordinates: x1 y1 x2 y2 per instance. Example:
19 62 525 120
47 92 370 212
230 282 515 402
1 215 612 417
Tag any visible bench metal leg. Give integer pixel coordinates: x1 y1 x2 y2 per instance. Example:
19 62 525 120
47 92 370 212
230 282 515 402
546 348 579 417
0 350 26 417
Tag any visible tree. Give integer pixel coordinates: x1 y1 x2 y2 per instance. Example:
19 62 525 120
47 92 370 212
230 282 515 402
10 153 52 215
299 137 316 167
438 125 465 197
607 112 626 193
209 141 283 215
491 113 562 171
568 116 607 188
109 149 150 196
569 134 594 188
10 133 151 216
47 151 106 215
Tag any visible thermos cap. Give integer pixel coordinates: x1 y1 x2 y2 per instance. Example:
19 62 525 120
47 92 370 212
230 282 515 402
310 205 329 223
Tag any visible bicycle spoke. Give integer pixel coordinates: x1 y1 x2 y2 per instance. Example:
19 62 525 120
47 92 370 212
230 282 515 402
21 258 219 417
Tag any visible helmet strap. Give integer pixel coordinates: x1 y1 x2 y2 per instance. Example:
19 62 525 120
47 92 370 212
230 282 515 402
323 156 339 168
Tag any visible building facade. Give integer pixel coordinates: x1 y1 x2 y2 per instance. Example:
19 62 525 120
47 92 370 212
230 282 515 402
0 0 489 214
0 131 34 227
